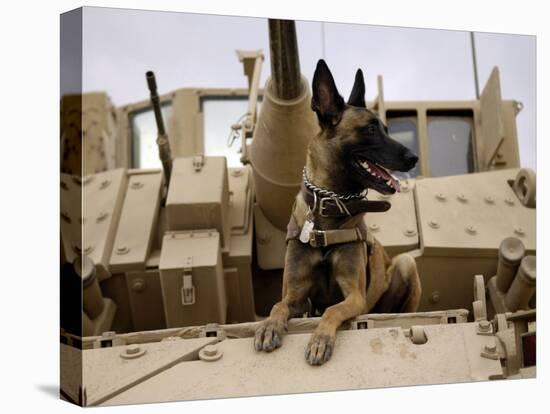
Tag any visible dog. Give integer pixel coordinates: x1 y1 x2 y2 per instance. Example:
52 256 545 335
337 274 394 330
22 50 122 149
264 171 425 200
254 59 422 365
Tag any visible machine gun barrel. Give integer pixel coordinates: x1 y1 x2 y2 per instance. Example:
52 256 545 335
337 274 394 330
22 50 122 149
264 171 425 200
146 70 172 185
268 19 302 100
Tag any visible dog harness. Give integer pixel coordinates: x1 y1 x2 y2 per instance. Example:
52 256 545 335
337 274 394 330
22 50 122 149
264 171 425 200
286 170 392 251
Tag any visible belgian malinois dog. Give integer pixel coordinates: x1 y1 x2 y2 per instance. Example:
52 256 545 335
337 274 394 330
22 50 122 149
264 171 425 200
254 59 422 365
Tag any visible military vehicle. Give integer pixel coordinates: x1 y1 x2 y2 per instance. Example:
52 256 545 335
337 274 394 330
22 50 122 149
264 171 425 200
60 18 536 406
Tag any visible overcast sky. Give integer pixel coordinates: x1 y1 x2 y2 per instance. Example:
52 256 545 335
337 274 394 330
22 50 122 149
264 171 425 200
73 7 535 170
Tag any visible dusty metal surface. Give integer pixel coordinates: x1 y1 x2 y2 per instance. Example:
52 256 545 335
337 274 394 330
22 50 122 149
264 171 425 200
103 323 502 405
82 337 217 406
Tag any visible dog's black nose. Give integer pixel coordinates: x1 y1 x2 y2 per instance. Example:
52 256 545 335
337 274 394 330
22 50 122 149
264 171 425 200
404 152 418 169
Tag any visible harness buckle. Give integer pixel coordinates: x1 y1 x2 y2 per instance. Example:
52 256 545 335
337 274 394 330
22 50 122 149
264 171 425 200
309 229 328 248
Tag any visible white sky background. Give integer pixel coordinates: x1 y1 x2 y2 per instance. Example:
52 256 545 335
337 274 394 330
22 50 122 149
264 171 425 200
80 7 536 170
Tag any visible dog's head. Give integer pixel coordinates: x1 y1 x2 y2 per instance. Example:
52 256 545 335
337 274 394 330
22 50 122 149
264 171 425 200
310 59 418 194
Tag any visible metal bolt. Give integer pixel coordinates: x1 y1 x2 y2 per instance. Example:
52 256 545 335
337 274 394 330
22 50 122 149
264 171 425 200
466 225 477 235
484 196 495 205
457 194 468 203
203 345 218 357
100 179 111 189
478 320 491 332
435 193 446 201
120 344 146 359
484 343 497 353
115 246 129 255
428 220 440 229
130 181 144 190
199 344 223 362
369 224 380 232
404 228 416 237
514 227 525 237
505 197 515 206
126 344 141 355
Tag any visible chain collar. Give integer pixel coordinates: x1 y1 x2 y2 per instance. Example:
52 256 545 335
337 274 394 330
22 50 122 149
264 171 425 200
302 167 367 201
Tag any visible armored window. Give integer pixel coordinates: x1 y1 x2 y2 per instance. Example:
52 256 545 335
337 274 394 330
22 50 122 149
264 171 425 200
387 112 420 178
201 96 261 168
427 111 474 177
130 102 173 169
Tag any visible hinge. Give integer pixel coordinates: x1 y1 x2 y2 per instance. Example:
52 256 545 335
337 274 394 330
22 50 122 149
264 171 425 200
181 256 195 305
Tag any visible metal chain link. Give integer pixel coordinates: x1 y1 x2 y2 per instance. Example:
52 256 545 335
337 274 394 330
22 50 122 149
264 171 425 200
302 167 367 201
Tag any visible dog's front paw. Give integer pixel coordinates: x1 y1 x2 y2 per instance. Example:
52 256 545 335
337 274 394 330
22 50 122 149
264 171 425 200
254 319 287 352
305 333 335 365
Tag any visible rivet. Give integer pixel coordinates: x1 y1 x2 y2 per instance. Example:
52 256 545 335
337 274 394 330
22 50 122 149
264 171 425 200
435 193 446 201
257 235 271 245
115 246 130 255
130 181 144 190
514 227 525 237
132 278 146 292
430 291 440 304
428 220 440 229
466 225 477 235
369 223 380 232
457 194 468 203
484 196 495 204
404 228 416 237
96 211 108 223
100 179 111 189
505 198 515 206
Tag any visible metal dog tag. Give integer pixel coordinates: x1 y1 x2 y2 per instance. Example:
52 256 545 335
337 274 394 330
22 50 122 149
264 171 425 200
299 220 314 243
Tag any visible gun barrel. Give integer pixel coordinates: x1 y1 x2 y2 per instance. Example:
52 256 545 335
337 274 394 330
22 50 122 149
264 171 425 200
268 19 302 100
146 71 167 136
146 70 172 186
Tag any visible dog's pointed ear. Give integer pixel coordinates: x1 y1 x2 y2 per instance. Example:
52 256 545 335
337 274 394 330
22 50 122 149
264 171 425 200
347 69 366 107
311 59 345 127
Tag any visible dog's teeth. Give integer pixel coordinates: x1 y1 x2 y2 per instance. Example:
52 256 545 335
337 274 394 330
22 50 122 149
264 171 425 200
386 180 392 186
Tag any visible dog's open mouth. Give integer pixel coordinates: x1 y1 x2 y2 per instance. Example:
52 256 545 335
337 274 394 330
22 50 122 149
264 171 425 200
356 157 401 193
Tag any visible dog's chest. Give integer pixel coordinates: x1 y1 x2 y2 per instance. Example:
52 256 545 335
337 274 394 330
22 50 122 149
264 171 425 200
309 251 345 314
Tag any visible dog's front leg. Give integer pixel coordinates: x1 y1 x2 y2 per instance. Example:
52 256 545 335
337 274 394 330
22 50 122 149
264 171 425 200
255 241 318 352
306 244 367 365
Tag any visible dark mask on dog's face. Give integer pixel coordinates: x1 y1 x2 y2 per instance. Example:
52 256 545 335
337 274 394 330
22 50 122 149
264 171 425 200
311 59 418 194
